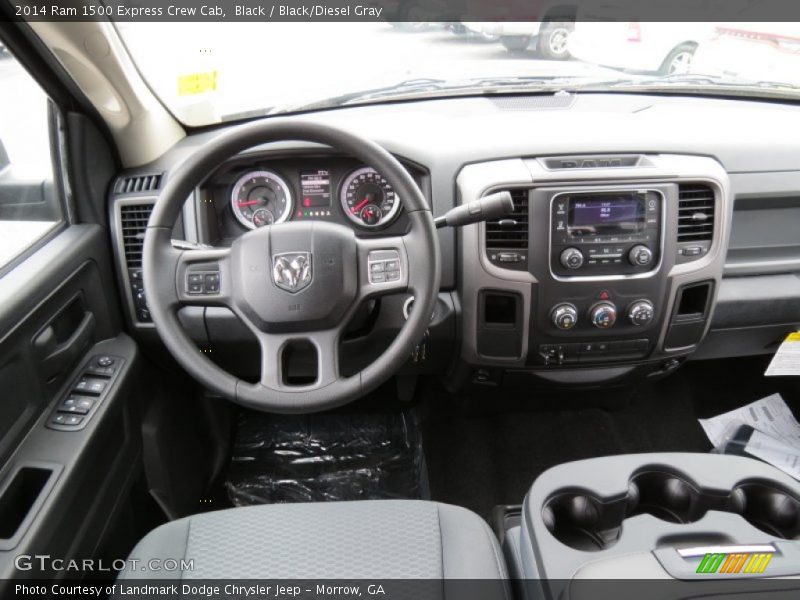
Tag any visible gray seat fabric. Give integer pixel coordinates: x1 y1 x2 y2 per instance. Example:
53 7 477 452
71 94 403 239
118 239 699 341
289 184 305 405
119 500 508 581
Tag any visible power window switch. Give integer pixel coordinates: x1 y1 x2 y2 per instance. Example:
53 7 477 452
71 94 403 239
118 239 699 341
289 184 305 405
85 365 114 377
59 396 94 415
74 378 106 395
52 414 83 426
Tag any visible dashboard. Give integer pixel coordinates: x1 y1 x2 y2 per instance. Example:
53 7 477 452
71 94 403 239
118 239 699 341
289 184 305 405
109 92 800 389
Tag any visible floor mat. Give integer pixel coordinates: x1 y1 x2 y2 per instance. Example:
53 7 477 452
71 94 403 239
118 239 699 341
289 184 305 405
421 356 800 521
224 410 426 505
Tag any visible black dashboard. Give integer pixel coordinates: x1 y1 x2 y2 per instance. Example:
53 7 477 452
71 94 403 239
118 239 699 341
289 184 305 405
108 92 800 389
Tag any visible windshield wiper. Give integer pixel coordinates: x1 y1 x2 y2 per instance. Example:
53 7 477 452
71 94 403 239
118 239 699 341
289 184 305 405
603 73 800 93
280 75 593 113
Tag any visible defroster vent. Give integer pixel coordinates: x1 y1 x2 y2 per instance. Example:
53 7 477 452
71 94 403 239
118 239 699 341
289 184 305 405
116 173 162 195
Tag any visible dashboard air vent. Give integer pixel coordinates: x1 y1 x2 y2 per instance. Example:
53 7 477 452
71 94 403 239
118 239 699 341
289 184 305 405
119 203 154 268
485 189 529 250
116 173 162 195
677 184 715 242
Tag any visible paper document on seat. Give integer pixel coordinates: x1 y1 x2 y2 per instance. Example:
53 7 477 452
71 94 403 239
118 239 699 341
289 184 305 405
699 393 800 448
744 429 800 480
765 332 800 376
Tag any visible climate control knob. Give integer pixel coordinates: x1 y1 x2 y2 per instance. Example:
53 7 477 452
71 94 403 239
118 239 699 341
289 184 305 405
629 245 654 267
589 302 617 329
560 247 584 270
551 303 578 330
627 300 655 326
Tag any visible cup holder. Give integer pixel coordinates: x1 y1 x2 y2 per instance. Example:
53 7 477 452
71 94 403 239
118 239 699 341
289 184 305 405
541 469 800 552
542 491 628 551
735 482 800 539
628 471 716 524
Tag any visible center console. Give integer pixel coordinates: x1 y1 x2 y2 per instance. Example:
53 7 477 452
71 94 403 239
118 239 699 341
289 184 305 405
457 154 731 384
502 454 800 598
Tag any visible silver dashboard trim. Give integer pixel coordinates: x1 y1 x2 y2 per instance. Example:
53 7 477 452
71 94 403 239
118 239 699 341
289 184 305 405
456 154 733 367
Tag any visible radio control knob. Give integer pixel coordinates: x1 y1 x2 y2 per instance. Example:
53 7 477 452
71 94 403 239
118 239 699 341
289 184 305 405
627 300 655 326
629 245 653 267
589 302 617 329
560 247 585 270
551 303 578 330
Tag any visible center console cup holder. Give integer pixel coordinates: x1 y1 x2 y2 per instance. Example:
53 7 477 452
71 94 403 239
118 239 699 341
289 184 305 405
515 454 800 590
735 481 800 539
542 468 800 551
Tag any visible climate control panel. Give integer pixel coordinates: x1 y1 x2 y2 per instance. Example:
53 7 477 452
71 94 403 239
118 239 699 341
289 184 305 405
550 299 655 331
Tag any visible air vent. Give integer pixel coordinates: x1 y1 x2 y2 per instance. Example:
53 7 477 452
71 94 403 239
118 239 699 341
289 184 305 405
116 173 162 195
677 184 715 242
486 189 529 250
119 203 154 268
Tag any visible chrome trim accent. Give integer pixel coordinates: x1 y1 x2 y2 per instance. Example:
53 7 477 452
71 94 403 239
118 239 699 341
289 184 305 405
678 544 777 559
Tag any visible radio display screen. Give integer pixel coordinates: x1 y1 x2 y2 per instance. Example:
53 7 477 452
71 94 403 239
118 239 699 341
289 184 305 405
567 194 646 238
300 170 331 207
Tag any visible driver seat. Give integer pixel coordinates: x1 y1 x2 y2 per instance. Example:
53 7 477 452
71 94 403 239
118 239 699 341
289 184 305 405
118 500 508 585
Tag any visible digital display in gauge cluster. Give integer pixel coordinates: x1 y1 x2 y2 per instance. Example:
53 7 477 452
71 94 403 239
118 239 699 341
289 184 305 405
297 170 332 218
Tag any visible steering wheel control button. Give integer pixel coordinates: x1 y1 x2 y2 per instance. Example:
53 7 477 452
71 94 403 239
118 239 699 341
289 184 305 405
204 273 220 293
368 250 402 285
589 302 618 329
186 270 221 295
629 244 654 267
74 378 106 396
627 300 655 326
551 303 578 330
560 247 585 270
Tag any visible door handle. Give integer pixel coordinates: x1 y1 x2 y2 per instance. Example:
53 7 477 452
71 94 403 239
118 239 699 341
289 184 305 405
33 312 95 381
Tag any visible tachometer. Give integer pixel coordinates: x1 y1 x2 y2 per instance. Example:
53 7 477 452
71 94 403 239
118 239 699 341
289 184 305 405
340 167 401 228
231 170 293 229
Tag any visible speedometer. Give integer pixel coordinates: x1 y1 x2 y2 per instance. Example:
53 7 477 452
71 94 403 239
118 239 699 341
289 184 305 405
340 167 401 228
231 170 293 229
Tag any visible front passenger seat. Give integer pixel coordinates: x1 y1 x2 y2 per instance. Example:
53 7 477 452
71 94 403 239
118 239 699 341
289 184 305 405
118 500 508 585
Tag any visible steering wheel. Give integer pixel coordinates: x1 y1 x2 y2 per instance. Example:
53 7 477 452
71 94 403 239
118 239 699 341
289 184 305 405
142 120 440 413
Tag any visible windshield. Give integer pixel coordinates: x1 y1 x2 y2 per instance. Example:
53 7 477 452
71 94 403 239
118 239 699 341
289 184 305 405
116 21 800 126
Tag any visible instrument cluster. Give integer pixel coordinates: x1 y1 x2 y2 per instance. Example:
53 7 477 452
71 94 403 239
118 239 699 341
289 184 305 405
206 154 420 240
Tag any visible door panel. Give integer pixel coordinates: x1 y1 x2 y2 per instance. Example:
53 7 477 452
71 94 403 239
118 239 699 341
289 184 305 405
0 225 143 584
0 225 121 465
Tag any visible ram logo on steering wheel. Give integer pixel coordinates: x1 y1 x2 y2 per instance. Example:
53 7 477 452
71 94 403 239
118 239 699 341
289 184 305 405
272 252 313 293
